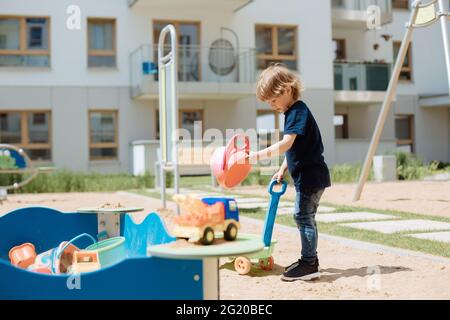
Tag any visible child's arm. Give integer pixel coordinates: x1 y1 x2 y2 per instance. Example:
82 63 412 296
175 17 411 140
248 134 296 163
273 157 288 183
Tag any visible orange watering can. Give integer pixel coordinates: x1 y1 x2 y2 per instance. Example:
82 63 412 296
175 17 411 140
210 134 251 189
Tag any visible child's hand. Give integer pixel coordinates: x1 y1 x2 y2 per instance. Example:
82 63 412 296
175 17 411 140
272 170 285 183
246 151 259 164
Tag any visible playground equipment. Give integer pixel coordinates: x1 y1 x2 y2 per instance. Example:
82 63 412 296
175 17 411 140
0 206 264 299
354 0 450 201
0 144 53 202
76 205 144 240
232 180 287 275
210 134 251 189
155 24 180 211
172 195 240 245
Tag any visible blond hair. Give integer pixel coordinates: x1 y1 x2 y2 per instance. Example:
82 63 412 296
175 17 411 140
256 63 304 101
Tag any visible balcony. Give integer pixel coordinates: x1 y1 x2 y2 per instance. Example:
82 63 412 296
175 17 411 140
332 0 393 28
334 61 392 103
130 44 257 100
128 0 254 12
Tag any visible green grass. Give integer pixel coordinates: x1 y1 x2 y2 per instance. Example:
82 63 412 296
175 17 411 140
2 170 154 194
179 175 212 188
131 183 450 258
241 207 450 258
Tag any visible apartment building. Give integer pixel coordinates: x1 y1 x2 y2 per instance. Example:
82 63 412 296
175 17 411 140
333 0 449 165
0 0 448 175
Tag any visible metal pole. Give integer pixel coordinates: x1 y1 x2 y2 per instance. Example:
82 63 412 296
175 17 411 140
171 30 180 214
158 25 178 209
353 2 421 201
437 0 450 95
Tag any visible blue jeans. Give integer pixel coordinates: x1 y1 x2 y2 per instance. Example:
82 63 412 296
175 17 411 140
293 188 324 264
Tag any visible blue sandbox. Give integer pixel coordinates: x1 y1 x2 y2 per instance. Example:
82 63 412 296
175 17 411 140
0 206 204 300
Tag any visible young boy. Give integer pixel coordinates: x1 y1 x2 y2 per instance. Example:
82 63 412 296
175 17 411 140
247 63 331 282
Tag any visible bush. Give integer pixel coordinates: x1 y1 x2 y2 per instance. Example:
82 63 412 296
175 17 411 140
330 163 374 183
1 170 154 194
395 151 434 180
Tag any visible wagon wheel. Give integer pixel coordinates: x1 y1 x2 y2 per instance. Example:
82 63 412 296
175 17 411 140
200 227 215 245
234 256 252 275
224 222 238 241
258 256 274 271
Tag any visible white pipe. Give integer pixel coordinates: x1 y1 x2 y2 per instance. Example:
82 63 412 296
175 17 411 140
437 0 450 95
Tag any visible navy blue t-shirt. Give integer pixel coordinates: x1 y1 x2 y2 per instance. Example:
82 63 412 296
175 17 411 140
283 100 331 192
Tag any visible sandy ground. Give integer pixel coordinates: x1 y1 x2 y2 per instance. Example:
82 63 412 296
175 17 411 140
1 191 450 299
234 181 450 217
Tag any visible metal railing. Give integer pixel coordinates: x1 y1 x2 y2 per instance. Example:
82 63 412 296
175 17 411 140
331 0 392 14
334 61 392 91
130 44 257 97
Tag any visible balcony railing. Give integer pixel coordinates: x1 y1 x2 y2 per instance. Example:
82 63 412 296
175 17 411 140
331 0 393 27
334 61 391 91
332 0 392 13
130 44 257 98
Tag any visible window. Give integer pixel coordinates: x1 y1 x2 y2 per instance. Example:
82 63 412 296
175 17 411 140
334 114 349 139
332 39 346 61
395 114 414 153
394 41 413 81
179 110 203 139
0 16 50 67
257 110 283 149
155 109 204 140
89 111 118 160
255 24 297 70
0 111 51 161
393 0 409 9
87 18 116 68
153 20 201 81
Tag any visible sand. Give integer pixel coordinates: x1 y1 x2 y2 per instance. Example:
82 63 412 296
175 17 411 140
235 180 450 217
1 190 450 299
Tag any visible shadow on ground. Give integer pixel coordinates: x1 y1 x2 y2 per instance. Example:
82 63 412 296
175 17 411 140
317 266 412 283
220 261 412 282
219 260 285 277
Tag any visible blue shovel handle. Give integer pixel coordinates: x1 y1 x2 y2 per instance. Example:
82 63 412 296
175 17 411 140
262 180 287 247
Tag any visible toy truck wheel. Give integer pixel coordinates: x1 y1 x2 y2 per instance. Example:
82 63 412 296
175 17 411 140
258 256 274 271
234 256 252 275
200 227 215 245
224 222 238 241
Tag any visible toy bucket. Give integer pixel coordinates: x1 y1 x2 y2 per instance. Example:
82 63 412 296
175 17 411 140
28 233 96 274
85 237 126 268
9 243 37 269
210 134 251 189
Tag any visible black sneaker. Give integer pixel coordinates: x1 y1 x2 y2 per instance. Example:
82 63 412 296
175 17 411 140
282 259 320 282
284 258 320 272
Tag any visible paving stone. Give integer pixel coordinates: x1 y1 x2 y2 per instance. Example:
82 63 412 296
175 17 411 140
408 231 450 243
316 212 396 223
238 201 294 209
235 198 268 204
317 206 336 213
341 219 450 234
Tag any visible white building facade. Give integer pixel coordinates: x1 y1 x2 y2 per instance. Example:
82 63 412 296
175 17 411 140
0 0 448 175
